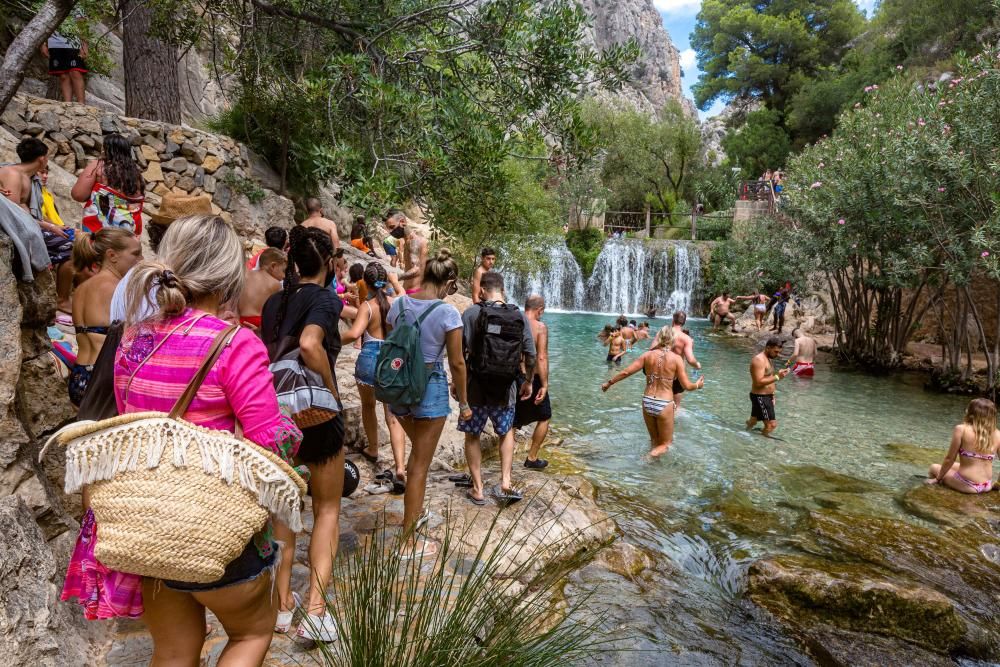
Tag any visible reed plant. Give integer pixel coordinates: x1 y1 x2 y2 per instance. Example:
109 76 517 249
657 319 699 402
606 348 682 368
309 497 617 666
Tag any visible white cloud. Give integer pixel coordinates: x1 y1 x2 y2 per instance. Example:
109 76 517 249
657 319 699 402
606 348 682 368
653 0 702 14
679 48 697 74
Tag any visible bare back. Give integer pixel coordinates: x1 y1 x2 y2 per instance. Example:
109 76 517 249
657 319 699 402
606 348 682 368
671 325 697 366
403 234 427 290
643 348 685 399
792 336 817 364
238 269 281 319
0 166 30 211
72 272 119 365
302 216 340 249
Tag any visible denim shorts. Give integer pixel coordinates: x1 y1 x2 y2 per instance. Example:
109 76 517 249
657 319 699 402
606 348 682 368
390 362 451 420
383 241 398 257
164 536 276 592
355 340 381 387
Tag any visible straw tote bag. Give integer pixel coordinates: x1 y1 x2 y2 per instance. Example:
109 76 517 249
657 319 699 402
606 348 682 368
42 323 307 584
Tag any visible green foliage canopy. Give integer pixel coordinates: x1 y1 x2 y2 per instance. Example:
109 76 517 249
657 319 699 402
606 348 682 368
721 108 790 177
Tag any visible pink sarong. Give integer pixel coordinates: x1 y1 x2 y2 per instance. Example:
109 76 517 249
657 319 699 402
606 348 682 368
61 509 144 620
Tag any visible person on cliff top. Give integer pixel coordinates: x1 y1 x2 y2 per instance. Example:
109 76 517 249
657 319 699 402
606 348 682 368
671 311 700 409
349 216 376 256
262 226 346 642
341 262 409 482
41 13 89 104
927 398 1000 494
387 249 470 558
237 248 285 332
458 271 536 505
68 228 141 407
471 247 497 305
785 328 816 377
302 197 340 251
400 223 428 294
246 226 289 270
747 337 789 436
601 326 704 458
382 209 406 268
72 133 145 236
709 292 738 331
0 138 75 315
515 294 552 470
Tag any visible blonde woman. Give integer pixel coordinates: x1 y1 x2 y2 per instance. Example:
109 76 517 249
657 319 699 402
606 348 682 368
111 215 301 664
928 398 1000 494
68 229 142 406
601 326 704 457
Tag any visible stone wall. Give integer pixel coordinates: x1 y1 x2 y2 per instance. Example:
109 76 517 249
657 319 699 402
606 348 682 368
0 95 295 245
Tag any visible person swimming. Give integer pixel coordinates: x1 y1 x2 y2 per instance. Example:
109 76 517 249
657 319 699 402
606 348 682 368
600 326 704 457
927 398 1000 494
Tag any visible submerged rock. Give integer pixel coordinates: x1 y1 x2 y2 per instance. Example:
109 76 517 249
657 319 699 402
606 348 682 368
883 442 942 467
800 626 958 667
748 555 965 653
896 482 1000 527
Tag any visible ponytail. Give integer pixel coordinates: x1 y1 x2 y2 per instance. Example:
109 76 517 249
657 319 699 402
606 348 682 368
273 225 333 338
363 262 390 326
72 228 134 272
125 261 191 324
422 247 459 287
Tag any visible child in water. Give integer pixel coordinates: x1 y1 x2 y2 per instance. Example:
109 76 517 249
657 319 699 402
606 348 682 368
927 398 1000 493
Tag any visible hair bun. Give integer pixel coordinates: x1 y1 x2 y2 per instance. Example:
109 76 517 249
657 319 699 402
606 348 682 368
435 248 453 262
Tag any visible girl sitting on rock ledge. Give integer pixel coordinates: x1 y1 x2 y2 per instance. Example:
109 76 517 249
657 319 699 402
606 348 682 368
927 398 1000 494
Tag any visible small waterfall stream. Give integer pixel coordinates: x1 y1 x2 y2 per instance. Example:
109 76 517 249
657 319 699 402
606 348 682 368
508 239 702 314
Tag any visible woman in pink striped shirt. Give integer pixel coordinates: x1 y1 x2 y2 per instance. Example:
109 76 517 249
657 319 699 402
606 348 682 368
115 214 300 665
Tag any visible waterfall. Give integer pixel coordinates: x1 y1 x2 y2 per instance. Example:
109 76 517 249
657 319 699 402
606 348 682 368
507 244 585 311
509 239 702 315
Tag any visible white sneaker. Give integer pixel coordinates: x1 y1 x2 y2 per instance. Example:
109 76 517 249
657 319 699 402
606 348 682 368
297 612 339 642
274 592 301 633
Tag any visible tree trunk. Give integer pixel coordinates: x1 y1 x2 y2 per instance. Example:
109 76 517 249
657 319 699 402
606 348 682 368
121 0 180 123
0 0 78 114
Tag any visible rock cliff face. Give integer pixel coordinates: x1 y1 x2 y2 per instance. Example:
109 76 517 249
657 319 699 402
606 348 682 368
578 0 691 114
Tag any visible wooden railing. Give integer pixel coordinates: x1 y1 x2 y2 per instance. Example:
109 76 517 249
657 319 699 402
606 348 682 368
601 206 733 241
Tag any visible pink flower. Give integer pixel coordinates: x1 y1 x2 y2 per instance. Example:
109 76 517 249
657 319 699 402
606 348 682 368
837 219 846 225
864 85 874 93
938 187 946 192
896 65 904 71
983 252 991 258
811 182 822 189
873 85 879 90
917 118 926 127
818 162 825 168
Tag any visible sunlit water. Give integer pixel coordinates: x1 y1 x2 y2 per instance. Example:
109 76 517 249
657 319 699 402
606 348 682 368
541 313 972 665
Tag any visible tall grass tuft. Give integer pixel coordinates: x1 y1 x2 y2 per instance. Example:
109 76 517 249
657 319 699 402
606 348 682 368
311 494 618 666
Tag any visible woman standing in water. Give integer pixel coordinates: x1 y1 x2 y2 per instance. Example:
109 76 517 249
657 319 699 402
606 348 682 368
601 326 703 457
927 398 1000 494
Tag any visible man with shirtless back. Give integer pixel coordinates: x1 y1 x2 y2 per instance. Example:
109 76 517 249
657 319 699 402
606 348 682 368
515 295 552 469
617 315 637 350
786 328 817 377
671 311 701 407
238 248 286 332
400 224 428 293
302 197 340 250
471 247 497 304
709 292 738 331
748 338 790 435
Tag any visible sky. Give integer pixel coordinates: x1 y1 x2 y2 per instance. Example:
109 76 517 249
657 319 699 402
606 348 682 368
655 0 878 119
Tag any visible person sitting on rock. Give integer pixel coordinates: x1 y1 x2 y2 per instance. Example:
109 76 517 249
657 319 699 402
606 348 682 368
349 216 376 256
927 398 1000 494
71 133 145 235
68 228 142 407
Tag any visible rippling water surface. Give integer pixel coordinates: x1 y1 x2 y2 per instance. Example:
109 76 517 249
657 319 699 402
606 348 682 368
541 313 972 665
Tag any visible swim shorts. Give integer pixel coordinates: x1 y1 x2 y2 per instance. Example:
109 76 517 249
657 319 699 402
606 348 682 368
792 361 814 377
749 393 775 421
606 353 623 365
48 48 87 75
513 375 552 427
458 404 516 436
43 228 73 266
672 378 685 395
382 240 398 257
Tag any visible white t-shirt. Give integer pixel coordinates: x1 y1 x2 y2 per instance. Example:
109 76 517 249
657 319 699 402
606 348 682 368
386 296 462 363
47 33 79 49
110 267 158 323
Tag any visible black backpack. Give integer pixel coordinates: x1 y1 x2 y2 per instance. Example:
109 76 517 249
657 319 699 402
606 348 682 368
469 302 525 389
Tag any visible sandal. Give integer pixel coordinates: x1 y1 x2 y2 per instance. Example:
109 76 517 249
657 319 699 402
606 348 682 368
389 470 406 495
449 473 473 488
274 591 302 633
490 484 523 506
466 490 486 506
364 479 392 495
398 538 440 561
360 449 379 464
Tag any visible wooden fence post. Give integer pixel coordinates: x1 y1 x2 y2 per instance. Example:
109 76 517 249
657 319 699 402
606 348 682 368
644 204 651 238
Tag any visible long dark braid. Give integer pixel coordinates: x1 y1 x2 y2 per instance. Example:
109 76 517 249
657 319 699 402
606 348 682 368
100 133 144 196
273 225 334 338
363 262 390 334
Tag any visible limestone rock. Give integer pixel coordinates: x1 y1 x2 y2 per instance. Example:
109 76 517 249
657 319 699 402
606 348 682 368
161 157 188 173
142 161 163 183
596 541 653 579
201 155 224 174
228 192 295 241
748 555 966 653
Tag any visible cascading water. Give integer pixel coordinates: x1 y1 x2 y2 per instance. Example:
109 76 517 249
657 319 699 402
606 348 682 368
509 239 702 314
507 244 585 311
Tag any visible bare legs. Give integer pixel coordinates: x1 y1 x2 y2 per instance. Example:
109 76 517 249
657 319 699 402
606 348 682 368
358 385 408 479
358 385 381 460
55 261 73 314
397 415 446 553
746 417 777 436
142 572 275 667
498 428 516 492
385 405 407 480
641 404 675 457
69 71 85 103
526 420 550 462
464 432 485 502
274 449 345 617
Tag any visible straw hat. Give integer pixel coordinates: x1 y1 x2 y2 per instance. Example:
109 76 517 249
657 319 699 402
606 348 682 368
148 193 214 224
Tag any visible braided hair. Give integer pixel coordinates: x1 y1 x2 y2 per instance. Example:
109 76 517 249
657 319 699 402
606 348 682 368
363 262 390 332
273 225 335 338
100 133 144 197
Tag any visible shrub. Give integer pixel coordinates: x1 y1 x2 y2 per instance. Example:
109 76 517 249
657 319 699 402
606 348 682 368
565 228 605 278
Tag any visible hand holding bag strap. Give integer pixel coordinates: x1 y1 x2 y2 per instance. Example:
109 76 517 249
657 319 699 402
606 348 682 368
169 324 241 420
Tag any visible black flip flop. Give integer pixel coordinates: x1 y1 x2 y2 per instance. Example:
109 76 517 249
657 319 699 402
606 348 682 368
490 484 523 506
360 450 379 463
449 473 473 488
466 490 486 506
389 471 407 495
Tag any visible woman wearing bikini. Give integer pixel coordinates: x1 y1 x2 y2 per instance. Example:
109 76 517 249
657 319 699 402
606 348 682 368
737 291 768 331
927 398 1000 494
601 326 704 457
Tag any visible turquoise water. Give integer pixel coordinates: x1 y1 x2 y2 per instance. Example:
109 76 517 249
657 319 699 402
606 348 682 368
543 313 973 664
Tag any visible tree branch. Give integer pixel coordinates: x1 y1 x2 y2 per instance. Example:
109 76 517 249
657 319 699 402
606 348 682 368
0 0 78 114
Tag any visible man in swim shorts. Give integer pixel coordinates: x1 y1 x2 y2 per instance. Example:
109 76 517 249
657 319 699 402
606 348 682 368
671 311 700 407
709 292 738 331
606 326 626 364
786 328 816 377
515 295 551 469
748 337 790 436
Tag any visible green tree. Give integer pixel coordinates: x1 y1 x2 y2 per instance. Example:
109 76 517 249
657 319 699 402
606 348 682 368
721 109 790 176
584 100 701 211
691 0 864 113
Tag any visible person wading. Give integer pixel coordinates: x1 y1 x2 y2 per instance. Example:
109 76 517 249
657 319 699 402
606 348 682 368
786 328 817 377
670 311 701 408
602 326 704 457
514 294 551 470
459 271 536 505
262 226 346 642
748 338 789 436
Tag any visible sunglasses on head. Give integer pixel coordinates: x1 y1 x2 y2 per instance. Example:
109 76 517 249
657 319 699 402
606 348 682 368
447 280 458 295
